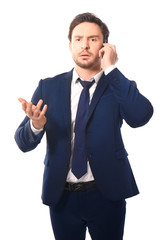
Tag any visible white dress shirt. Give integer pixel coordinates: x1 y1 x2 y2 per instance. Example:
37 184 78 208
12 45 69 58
30 65 115 183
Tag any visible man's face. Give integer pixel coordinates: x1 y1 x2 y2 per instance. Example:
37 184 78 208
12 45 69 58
69 22 104 70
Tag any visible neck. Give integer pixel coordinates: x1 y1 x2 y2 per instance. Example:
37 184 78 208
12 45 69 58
75 65 102 81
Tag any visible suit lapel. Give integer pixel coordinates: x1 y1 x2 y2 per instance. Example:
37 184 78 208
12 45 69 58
61 70 109 132
62 70 73 136
87 73 109 122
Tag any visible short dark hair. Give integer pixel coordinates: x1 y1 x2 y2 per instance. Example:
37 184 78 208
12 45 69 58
68 12 110 43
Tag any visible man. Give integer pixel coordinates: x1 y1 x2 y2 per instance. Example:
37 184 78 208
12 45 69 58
15 12 153 240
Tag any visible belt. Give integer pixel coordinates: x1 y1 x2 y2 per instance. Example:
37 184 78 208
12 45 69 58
64 181 96 192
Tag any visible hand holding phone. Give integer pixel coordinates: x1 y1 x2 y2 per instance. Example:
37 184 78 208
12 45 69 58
99 43 118 71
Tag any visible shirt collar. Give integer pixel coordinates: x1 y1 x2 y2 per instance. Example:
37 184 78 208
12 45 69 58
72 68 103 85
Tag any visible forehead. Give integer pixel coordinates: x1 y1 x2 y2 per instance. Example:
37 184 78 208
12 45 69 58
72 22 103 38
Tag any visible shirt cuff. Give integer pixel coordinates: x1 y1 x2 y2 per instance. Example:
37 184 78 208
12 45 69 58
104 65 116 75
30 120 43 135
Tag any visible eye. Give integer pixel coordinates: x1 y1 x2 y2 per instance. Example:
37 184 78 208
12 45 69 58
90 38 96 42
75 38 81 42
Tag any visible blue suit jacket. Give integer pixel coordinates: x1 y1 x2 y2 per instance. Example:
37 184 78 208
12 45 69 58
15 68 153 206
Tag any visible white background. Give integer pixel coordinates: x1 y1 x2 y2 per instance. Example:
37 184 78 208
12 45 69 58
0 0 166 239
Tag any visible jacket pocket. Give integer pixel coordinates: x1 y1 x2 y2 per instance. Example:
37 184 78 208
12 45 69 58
115 148 128 160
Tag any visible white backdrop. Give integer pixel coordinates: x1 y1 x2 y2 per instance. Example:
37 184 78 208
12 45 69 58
0 0 166 239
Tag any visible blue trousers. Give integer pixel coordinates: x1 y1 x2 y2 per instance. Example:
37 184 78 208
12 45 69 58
49 186 126 240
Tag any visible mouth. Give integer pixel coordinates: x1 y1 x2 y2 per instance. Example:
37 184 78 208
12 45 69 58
80 52 91 58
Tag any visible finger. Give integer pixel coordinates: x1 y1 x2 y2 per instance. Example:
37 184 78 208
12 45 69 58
26 102 33 117
21 101 27 112
104 44 118 59
18 98 29 112
39 105 47 120
32 104 37 111
41 104 48 116
33 99 44 117
33 107 40 118
99 48 105 58
103 44 117 54
105 45 116 53
103 43 116 49
18 97 27 103
36 99 43 110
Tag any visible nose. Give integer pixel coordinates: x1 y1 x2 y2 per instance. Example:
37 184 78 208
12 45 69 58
81 39 89 50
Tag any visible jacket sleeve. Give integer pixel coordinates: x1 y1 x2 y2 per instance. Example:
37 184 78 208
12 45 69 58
106 68 154 128
14 80 45 152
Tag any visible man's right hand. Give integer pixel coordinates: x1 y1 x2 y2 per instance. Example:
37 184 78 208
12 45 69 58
18 97 47 130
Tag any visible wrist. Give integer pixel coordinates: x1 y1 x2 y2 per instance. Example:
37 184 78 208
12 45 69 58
32 121 44 130
30 120 44 135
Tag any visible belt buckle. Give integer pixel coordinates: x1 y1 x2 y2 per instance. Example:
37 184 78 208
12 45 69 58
74 183 84 191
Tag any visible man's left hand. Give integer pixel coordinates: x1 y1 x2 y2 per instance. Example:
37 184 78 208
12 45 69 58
99 43 118 71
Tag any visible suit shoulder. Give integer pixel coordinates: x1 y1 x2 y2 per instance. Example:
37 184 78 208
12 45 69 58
41 70 73 85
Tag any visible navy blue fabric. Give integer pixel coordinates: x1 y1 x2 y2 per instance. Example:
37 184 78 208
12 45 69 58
72 79 95 179
49 186 126 240
14 68 154 206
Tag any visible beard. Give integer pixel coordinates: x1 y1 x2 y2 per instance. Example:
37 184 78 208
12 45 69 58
72 54 101 70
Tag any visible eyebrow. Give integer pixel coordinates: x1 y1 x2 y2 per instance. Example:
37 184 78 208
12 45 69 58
74 35 100 39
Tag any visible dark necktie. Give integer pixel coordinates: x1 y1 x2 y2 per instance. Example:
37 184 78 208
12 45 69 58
72 79 95 179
